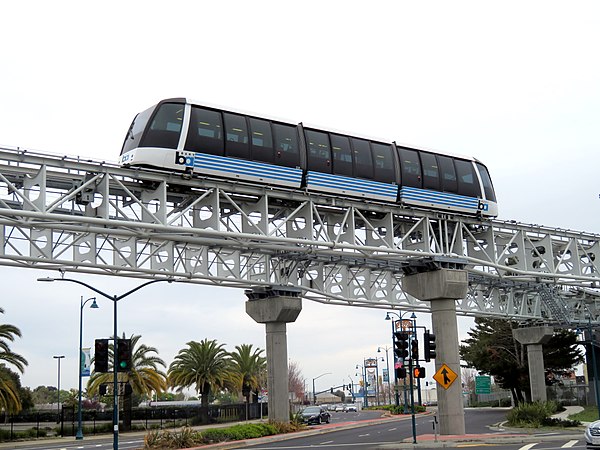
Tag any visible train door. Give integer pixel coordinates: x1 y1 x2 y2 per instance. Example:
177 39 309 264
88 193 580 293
304 129 332 173
272 123 301 168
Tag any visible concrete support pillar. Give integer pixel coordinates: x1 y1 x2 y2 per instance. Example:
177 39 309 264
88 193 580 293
402 268 468 436
245 287 302 423
512 326 553 402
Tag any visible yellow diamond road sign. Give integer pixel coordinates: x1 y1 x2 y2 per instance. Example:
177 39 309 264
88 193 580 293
433 363 458 390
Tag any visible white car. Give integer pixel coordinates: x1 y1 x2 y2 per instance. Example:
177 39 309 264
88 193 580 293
335 404 345 412
585 420 600 448
345 404 357 412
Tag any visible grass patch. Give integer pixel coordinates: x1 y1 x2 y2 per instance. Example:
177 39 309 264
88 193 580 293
568 405 600 423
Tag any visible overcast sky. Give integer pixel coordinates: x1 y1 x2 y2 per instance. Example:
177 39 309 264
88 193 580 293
0 1 598 396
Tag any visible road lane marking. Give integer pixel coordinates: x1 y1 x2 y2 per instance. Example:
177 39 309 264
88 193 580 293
518 444 538 450
562 441 578 448
320 441 334 444
387 427 397 431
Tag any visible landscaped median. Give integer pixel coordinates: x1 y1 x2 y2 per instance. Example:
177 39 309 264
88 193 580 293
143 421 305 449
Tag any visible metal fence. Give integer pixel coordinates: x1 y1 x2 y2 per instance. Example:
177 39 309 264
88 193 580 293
0 402 267 442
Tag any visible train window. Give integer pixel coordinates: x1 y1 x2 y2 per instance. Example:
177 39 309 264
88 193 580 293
352 138 373 179
330 134 353 177
249 118 274 163
272 123 300 167
420 152 440 190
185 107 223 155
437 156 457 193
305 130 332 173
454 159 480 197
371 143 395 183
223 113 250 159
398 148 421 188
476 163 496 201
140 103 184 150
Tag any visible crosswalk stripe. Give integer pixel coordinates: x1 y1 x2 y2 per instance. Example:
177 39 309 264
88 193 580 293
562 441 578 448
518 444 538 450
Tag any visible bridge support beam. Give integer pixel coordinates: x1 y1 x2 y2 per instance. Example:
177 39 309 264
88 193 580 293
402 268 468 435
245 286 302 423
512 326 553 402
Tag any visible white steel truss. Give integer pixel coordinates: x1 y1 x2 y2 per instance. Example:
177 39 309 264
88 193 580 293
0 146 598 324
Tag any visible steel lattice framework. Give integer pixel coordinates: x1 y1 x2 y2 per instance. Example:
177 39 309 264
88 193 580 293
0 146 598 325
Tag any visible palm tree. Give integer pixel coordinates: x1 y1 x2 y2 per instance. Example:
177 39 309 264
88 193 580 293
0 308 28 413
87 333 167 429
0 366 21 413
168 339 232 424
229 344 266 405
0 308 28 374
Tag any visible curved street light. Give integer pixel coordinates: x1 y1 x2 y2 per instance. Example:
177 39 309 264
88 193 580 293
377 345 392 405
38 276 173 450
312 372 331 405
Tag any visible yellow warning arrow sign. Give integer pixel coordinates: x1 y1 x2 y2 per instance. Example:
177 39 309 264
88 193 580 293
433 363 458 390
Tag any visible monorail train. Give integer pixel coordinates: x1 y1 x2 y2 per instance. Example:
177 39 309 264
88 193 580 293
119 98 498 217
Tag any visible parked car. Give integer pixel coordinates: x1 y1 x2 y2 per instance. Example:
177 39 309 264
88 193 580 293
335 404 346 412
345 404 357 412
300 406 331 425
586 420 600 448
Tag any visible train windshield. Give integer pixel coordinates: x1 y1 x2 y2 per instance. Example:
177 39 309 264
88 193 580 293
140 103 184 150
121 105 154 155
476 163 496 202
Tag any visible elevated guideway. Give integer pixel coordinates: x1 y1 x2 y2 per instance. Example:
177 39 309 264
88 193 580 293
0 145 597 325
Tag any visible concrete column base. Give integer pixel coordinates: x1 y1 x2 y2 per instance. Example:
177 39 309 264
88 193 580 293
512 326 553 402
246 287 302 423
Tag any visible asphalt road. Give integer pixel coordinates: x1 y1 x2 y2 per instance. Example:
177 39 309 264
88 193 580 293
0 408 586 450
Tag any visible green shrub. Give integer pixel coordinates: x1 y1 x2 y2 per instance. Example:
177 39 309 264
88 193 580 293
506 401 574 428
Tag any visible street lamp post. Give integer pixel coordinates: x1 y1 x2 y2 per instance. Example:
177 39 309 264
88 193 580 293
356 363 368 408
378 346 391 405
76 296 99 440
53 355 65 425
39 276 173 450
312 372 331 405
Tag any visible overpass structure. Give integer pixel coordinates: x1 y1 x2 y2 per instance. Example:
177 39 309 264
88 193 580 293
0 145 597 323
0 145 598 434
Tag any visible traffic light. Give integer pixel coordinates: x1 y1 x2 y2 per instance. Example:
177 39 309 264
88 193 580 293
94 339 109 373
394 331 409 359
116 338 132 372
395 367 406 379
413 366 426 378
424 331 437 362
411 338 419 361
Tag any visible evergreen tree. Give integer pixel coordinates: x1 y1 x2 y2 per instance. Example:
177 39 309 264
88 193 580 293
460 317 583 403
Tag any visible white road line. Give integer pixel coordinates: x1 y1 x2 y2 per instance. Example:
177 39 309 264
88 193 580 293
387 427 397 431
320 440 334 444
358 433 370 437
518 444 538 450
562 441 578 448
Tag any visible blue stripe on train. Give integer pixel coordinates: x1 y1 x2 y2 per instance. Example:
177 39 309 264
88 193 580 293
400 187 479 210
192 153 303 185
306 171 398 200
